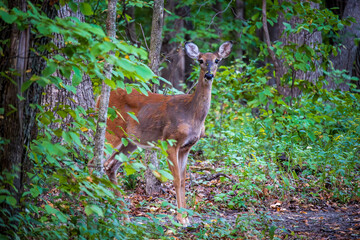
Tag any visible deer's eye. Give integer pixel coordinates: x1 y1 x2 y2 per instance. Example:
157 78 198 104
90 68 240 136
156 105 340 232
199 59 204 64
215 59 219 64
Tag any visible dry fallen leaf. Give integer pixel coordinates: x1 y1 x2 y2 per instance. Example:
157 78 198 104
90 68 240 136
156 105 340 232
270 201 282 209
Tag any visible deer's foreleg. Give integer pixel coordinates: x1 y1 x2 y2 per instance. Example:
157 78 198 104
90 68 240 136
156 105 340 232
167 147 189 225
178 149 190 225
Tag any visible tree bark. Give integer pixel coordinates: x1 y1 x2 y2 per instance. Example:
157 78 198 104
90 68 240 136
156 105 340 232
0 1 57 233
234 0 244 59
145 0 164 195
327 0 360 90
264 0 323 97
0 0 29 202
0 0 57 200
281 2 322 85
41 1 95 136
92 0 118 176
148 0 164 78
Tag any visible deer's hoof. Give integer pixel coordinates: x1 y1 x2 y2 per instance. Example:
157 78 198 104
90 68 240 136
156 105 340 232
177 216 191 227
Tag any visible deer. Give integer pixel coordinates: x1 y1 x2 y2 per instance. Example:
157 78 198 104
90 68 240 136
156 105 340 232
102 41 233 225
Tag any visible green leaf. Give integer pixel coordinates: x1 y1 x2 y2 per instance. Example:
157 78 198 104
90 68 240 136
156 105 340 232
45 204 58 214
37 24 52 35
80 2 93 16
158 169 174 181
85 204 104 217
130 162 146 171
45 205 68 223
134 63 155 81
63 84 77 94
72 66 82 86
125 85 133 94
6 196 17 207
283 22 292 32
127 111 139 123
69 132 82 146
138 86 149 96
307 131 315 142
43 61 57 77
0 10 17 24
104 78 116 89
160 140 168 151
121 138 128 147
124 164 136 175
30 186 41 197
21 80 33 92
62 131 73 145
68 1 78 12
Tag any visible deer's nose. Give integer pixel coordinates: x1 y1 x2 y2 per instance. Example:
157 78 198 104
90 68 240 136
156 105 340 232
204 72 214 80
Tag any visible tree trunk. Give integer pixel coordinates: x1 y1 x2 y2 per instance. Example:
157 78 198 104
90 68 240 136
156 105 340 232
0 0 29 203
0 0 57 233
145 0 164 195
161 0 187 90
0 0 57 200
234 0 244 59
124 5 140 46
264 0 323 97
281 2 322 85
262 0 282 92
327 0 360 90
41 1 95 135
92 0 118 176
148 0 164 78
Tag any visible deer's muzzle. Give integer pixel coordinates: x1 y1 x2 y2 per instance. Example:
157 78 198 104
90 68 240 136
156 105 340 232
204 72 214 80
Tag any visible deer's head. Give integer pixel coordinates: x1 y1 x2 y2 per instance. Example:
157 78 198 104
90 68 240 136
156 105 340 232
185 41 233 81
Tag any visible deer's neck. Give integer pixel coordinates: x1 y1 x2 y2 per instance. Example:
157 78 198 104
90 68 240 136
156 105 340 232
188 70 213 123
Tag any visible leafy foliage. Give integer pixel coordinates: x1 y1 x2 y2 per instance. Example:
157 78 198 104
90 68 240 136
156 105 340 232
0 0 359 239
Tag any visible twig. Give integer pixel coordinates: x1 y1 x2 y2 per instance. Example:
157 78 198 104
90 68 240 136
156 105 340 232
186 81 198 94
138 23 150 52
159 43 179 65
196 1 211 15
207 0 233 29
290 65 295 106
193 173 235 186
91 0 101 20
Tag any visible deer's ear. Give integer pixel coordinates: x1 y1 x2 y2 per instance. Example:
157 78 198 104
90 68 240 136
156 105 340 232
218 41 233 59
185 42 200 59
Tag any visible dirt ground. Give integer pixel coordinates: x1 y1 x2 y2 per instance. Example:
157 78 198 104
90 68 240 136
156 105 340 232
270 204 360 239
127 176 360 239
124 158 360 239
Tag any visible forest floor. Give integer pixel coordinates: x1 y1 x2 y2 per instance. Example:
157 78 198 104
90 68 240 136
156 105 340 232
122 155 360 239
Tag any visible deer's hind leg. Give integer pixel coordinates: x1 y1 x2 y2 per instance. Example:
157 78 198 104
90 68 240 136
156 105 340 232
104 142 137 189
104 141 137 222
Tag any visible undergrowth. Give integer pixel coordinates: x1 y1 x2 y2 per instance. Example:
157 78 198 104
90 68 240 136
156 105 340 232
1 62 360 240
196 63 360 212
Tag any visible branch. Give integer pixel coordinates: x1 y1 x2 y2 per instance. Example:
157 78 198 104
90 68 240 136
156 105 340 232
207 0 233 29
139 23 150 53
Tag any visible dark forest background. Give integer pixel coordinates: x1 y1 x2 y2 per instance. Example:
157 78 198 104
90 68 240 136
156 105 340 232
0 0 359 239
